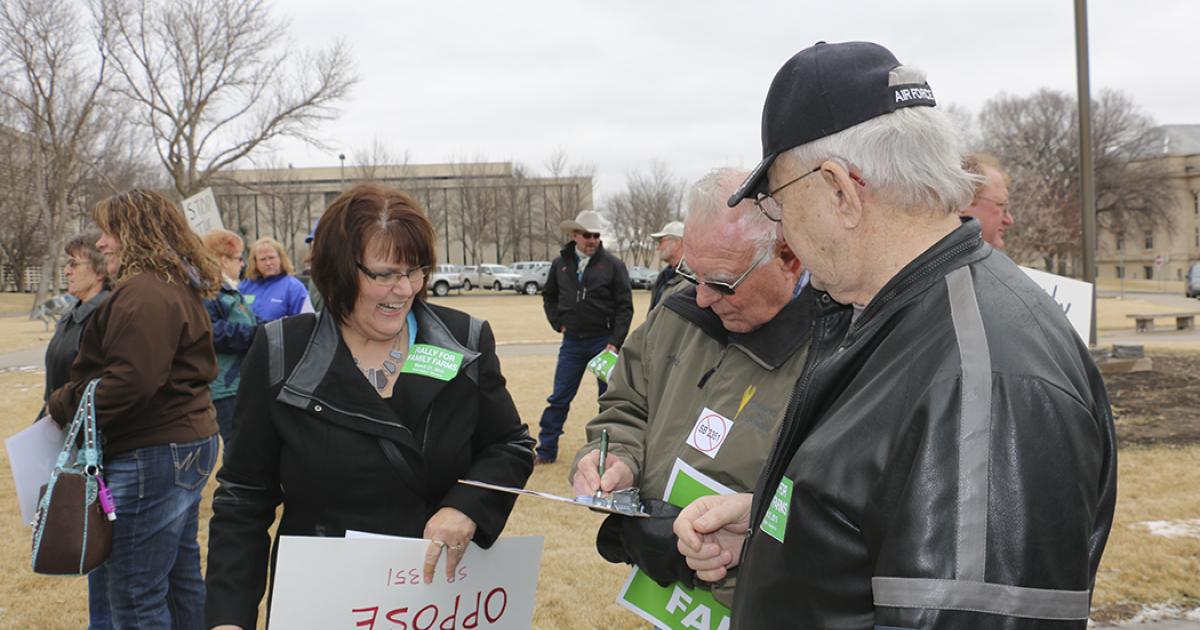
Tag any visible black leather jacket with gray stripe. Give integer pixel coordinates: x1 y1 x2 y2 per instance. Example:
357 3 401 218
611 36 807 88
731 220 1117 629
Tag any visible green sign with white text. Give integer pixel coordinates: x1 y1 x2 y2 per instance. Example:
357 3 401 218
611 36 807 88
399 344 464 381
617 459 733 630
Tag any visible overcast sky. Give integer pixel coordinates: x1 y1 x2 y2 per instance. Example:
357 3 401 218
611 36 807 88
267 0 1200 203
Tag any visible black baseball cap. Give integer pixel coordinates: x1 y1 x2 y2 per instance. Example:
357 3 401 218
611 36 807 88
728 41 937 207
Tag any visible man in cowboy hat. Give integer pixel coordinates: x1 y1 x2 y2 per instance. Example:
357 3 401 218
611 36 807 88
648 220 685 309
536 210 633 464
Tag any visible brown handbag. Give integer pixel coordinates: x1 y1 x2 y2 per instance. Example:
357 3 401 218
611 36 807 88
31 379 113 575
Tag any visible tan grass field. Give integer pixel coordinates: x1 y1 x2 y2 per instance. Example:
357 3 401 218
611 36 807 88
0 291 1198 627
427 290 653 343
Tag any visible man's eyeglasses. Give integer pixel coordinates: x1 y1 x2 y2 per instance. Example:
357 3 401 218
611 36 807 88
676 248 771 296
356 262 430 288
753 165 822 222
576 231 601 240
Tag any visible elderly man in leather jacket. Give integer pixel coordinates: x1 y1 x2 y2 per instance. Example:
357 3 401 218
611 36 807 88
675 41 1116 629
569 168 810 615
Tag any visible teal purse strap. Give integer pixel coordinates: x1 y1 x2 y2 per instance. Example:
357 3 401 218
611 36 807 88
56 378 102 473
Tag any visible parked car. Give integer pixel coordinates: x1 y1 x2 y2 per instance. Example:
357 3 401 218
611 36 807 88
458 266 476 290
429 264 464 297
510 261 552 295
629 266 659 290
1187 262 1200 298
462 263 517 290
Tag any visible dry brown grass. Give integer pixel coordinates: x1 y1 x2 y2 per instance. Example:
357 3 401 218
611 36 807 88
428 291 652 344
0 317 57 355
2 293 1199 628
1092 444 1200 620
0 294 36 315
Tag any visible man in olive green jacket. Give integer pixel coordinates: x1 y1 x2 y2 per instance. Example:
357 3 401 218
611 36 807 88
569 168 813 608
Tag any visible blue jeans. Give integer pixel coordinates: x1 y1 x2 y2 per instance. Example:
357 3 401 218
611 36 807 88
537 335 610 460
213 396 237 446
89 435 217 630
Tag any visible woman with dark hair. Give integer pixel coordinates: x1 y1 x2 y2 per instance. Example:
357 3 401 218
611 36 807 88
201 228 257 445
205 183 534 630
238 236 309 322
47 189 222 629
43 230 111 403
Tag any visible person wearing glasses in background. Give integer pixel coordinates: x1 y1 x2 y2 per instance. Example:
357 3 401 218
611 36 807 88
535 210 634 465
43 231 112 408
960 152 1014 249
205 183 535 630
568 168 811 613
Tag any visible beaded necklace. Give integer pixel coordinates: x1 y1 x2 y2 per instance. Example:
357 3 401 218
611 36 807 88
353 323 407 392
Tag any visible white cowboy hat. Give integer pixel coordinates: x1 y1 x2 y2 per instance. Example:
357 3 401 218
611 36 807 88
559 210 605 236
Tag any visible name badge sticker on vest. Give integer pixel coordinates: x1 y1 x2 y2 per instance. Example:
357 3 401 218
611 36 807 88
760 476 793 543
399 344 464 381
686 407 734 459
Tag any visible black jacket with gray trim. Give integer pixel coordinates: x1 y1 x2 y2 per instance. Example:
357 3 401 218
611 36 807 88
204 302 534 629
731 220 1117 629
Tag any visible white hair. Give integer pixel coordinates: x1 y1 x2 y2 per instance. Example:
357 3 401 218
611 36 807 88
686 168 778 259
782 66 978 214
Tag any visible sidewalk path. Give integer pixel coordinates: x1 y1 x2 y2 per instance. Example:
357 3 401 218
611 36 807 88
0 345 44 371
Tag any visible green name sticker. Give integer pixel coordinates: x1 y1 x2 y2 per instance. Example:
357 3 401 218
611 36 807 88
759 476 793 543
399 344 464 381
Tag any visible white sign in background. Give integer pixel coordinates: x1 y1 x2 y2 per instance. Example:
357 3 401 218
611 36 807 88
181 187 223 235
269 535 543 630
1019 266 1094 344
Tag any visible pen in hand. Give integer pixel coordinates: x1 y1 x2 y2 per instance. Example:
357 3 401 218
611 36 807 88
595 428 608 501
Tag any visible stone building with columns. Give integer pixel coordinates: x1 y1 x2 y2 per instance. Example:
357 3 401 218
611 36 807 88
1097 125 1200 284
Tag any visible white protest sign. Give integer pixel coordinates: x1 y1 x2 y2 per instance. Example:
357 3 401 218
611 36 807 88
5 416 66 525
1020 266 1094 344
269 535 543 630
181 188 223 235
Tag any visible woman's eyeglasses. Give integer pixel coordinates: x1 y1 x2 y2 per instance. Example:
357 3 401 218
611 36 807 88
356 262 430 287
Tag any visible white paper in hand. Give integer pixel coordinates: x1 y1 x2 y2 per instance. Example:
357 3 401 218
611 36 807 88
6 416 66 525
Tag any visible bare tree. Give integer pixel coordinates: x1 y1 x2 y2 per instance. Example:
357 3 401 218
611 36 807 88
541 148 595 257
448 158 500 265
0 0 113 311
351 137 408 182
978 88 1174 274
98 0 357 198
602 161 684 266
0 123 45 294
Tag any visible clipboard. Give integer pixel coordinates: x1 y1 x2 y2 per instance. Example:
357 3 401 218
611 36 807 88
458 479 649 518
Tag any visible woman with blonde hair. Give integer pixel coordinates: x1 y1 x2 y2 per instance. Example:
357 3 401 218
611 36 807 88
48 189 222 629
201 228 257 445
238 236 309 322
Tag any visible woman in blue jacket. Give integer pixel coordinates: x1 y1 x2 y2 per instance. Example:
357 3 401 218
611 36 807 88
238 236 309 322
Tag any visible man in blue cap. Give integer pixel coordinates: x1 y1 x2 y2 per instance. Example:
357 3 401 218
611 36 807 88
674 41 1116 629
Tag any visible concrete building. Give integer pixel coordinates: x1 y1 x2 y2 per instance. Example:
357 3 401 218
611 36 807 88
212 161 593 267
1097 125 1200 283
